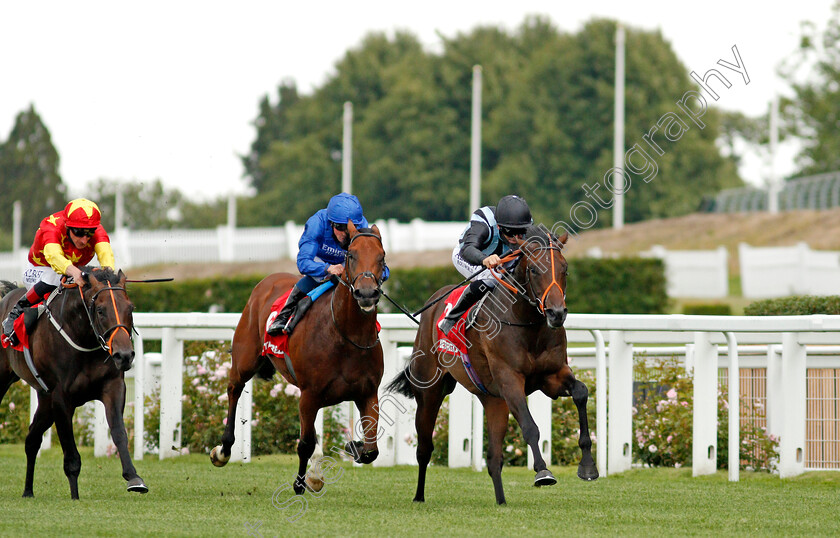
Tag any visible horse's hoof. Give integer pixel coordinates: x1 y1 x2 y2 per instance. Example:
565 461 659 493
293 476 306 495
358 449 379 465
22 491 33 499
344 440 364 460
305 473 324 493
127 477 149 493
412 497 425 503
534 469 557 487
210 446 230 467
577 465 599 481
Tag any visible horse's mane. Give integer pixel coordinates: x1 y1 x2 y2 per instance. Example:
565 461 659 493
0 280 18 298
521 225 562 248
81 267 122 286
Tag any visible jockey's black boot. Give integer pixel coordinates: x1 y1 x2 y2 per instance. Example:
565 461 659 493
267 285 308 336
2 296 33 346
438 281 489 335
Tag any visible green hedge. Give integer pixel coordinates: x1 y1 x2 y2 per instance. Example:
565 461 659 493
127 258 668 316
566 258 667 314
744 295 840 316
682 303 732 316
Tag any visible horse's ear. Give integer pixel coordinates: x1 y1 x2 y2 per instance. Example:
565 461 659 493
371 223 381 237
557 232 569 245
117 269 126 285
346 219 358 236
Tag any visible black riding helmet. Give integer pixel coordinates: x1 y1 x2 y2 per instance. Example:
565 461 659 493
495 195 533 229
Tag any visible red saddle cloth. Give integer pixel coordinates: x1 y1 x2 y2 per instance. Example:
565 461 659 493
261 289 381 359
436 286 472 356
0 314 28 352
262 290 293 358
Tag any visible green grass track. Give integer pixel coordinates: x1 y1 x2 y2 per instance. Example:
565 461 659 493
0 444 838 537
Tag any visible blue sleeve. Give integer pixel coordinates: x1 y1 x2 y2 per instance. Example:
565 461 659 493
296 216 329 278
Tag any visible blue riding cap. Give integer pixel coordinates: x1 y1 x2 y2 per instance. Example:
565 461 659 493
326 193 364 226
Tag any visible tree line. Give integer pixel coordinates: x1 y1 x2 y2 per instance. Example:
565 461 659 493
3 12 839 248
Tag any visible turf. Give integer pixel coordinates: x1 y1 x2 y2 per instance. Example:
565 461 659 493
0 444 838 537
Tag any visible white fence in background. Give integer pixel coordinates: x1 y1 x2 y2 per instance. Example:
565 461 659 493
587 245 729 298
739 242 840 298
52 312 840 482
0 219 468 281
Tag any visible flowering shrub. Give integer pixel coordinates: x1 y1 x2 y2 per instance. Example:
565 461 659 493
632 356 778 471
143 341 343 455
426 370 597 467
0 382 29 443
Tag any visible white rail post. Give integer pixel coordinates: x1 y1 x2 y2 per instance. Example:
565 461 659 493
608 330 633 474
133 335 146 460
527 392 552 470
692 332 718 476
373 332 400 467
448 384 473 468
29 387 51 451
93 401 110 456
159 327 183 459
779 332 806 478
591 329 608 477
725 332 740 482
765 344 783 443
231 379 252 462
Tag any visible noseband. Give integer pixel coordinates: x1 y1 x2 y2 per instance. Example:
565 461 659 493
490 232 566 316
82 284 133 354
331 231 385 350
336 232 385 296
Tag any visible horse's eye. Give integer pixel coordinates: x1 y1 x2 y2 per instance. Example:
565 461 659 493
529 267 538 275
96 306 105 315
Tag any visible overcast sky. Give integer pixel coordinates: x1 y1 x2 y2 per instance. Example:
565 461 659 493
1 1 834 203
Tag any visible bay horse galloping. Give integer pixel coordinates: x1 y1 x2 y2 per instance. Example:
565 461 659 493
387 226 597 505
0 268 146 499
211 221 386 493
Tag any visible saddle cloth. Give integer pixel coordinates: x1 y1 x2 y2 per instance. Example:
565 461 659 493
1 313 29 352
261 287 381 359
435 286 488 394
436 286 473 356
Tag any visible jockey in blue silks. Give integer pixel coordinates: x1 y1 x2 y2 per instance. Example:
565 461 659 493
267 192 389 335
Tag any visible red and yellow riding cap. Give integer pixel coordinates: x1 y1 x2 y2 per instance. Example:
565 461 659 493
63 198 102 229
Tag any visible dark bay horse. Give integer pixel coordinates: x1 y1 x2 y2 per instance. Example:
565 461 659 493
211 221 386 493
387 227 597 505
0 267 146 499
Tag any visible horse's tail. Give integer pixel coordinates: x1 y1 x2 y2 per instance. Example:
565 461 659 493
0 280 19 299
385 367 415 400
255 356 276 380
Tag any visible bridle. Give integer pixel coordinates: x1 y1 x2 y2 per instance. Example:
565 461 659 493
488 232 566 317
48 278 133 356
331 231 384 350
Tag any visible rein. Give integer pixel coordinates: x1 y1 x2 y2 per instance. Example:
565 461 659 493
330 231 383 350
47 278 132 356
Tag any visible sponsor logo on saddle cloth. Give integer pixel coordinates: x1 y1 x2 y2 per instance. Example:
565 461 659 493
436 286 471 356
262 289 294 358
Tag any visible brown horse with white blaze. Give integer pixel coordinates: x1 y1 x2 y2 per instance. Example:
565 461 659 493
387 226 597 505
210 221 386 494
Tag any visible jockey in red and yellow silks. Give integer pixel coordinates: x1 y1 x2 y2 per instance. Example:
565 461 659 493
2 198 116 346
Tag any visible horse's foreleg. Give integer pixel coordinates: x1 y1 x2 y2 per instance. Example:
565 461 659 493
502 381 556 487
22 392 54 498
294 391 320 495
51 394 82 499
572 379 598 481
211 350 257 467
350 394 380 465
102 379 148 493
484 397 510 505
